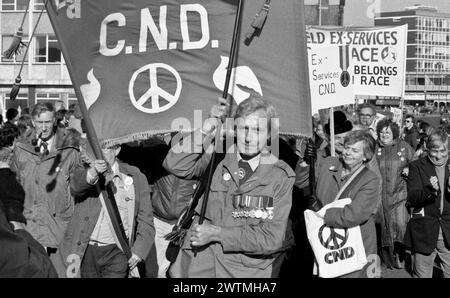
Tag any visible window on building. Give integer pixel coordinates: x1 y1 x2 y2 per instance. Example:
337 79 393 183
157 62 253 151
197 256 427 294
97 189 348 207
68 93 78 110
1 0 28 11
34 0 45 11
68 93 77 100
35 93 66 110
4 89 28 111
34 35 61 63
407 75 421 86
36 92 61 101
435 62 444 73
5 91 27 101
34 36 46 62
1 35 29 62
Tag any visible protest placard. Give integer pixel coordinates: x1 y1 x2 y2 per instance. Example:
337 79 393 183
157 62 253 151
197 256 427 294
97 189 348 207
308 45 355 113
307 25 408 99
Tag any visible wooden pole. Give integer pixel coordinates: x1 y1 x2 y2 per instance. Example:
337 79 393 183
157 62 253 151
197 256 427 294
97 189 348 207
45 2 134 263
330 107 335 157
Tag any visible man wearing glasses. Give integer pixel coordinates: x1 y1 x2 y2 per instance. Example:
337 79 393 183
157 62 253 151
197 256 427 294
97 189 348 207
402 114 419 150
357 104 378 139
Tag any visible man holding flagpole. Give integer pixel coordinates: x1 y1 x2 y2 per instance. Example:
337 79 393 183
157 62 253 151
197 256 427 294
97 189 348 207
54 144 155 278
164 96 295 278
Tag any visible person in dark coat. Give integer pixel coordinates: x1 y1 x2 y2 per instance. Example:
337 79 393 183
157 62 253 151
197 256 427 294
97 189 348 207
0 123 25 227
375 119 416 269
401 114 419 151
0 200 58 278
405 130 450 278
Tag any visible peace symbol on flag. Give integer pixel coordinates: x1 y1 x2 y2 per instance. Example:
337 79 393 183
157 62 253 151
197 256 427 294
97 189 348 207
128 63 182 114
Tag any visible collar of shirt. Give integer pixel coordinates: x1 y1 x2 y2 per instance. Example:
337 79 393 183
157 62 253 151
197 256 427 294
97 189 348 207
111 162 123 180
38 135 55 151
237 153 261 172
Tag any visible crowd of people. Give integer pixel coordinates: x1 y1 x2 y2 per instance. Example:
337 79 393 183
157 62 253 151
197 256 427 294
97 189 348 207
1 98 450 278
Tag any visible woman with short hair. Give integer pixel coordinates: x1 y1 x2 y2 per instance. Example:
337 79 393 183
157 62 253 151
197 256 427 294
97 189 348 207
310 130 381 277
375 118 416 269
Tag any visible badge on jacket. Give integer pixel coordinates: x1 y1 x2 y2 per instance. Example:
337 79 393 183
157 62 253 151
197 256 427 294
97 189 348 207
223 173 231 181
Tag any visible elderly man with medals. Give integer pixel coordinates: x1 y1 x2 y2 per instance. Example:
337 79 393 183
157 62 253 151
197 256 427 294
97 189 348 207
164 95 295 278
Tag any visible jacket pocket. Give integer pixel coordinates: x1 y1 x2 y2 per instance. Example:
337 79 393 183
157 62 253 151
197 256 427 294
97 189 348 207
54 174 75 220
205 178 230 220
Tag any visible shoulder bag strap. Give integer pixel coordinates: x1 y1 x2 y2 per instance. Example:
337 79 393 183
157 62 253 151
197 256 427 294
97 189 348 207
333 165 369 202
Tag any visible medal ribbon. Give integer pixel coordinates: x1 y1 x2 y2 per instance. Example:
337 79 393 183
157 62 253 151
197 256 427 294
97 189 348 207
232 195 273 209
339 45 349 72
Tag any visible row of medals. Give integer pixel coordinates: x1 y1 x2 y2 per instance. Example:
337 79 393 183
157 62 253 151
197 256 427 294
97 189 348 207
232 207 274 220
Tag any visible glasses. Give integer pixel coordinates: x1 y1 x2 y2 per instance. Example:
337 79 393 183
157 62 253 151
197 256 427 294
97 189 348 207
405 120 412 123
360 114 374 117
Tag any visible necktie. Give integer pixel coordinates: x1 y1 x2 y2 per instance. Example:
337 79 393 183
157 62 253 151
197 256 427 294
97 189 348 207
40 141 49 155
238 159 254 186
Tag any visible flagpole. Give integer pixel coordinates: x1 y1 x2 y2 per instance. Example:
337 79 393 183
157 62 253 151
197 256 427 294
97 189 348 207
198 0 244 225
44 2 135 267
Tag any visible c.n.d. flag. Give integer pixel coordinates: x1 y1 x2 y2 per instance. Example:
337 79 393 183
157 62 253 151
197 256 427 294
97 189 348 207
46 0 312 146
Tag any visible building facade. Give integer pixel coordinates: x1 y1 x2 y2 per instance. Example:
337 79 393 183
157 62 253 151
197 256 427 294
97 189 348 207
304 0 346 26
375 5 450 109
0 0 77 116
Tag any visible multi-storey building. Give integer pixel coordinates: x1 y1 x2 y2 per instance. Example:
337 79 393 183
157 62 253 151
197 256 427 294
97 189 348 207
1 0 79 115
375 5 450 109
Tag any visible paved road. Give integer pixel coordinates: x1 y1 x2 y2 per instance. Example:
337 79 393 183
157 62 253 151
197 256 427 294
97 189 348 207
379 253 445 278
381 267 412 278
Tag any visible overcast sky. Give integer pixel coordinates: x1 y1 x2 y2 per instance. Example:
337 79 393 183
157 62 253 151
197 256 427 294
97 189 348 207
343 0 450 26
